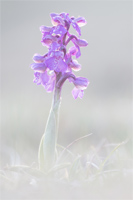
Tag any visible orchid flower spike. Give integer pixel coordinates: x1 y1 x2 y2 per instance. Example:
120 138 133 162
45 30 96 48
30 12 89 99
30 12 89 171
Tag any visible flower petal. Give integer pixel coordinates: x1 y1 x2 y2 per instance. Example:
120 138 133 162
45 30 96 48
73 77 89 89
51 15 65 26
72 87 84 99
55 58 67 72
72 87 80 99
74 39 88 47
69 59 81 71
41 34 54 47
44 72 56 92
33 72 41 85
49 42 60 51
78 90 84 99
50 13 58 18
60 12 70 21
52 25 67 37
72 22 81 36
75 17 87 27
54 51 64 59
40 71 49 86
32 54 45 63
75 45 81 58
31 63 46 73
68 46 77 56
40 26 53 33
45 57 56 70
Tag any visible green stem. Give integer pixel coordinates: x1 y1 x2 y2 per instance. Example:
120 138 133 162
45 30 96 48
38 86 61 172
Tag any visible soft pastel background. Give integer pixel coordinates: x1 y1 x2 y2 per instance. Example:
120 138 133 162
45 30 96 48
1 1 132 197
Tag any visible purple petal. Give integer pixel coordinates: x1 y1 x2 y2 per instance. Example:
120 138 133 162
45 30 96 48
41 37 53 47
75 39 88 47
49 42 60 51
72 87 80 99
54 51 64 59
73 77 89 89
69 60 81 71
68 46 77 56
75 45 81 58
78 90 84 99
51 14 65 26
32 54 45 63
55 58 67 73
45 57 56 70
60 12 69 21
50 13 58 18
75 17 87 27
41 71 49 86
72 22 81 36
53 25 67 37
33 72 41 85
45 79 55 92
37 70 56 92
31 63 46 73
71 39 81 58
72 87 84 99
40 26 53 33
45 72 56 92
41 33 56 47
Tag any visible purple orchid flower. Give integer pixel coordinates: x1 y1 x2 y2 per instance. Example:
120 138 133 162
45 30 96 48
31 13 90 171
30 12 89 99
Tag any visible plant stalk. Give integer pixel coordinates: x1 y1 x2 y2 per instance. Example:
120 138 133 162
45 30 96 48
38 85 61 172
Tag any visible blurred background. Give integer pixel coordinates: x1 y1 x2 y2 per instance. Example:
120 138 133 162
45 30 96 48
1 1 132 166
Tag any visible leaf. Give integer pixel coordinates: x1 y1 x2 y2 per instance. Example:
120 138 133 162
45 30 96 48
56 133 92 163
68 155 81 180
48 163 71 173
97 141 127 175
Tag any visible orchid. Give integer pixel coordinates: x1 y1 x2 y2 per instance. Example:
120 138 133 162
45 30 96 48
31 12 89 99
30 12 89 171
